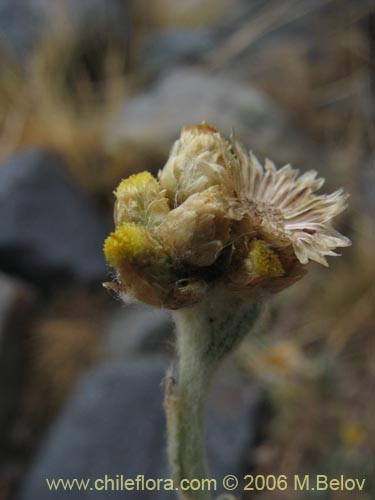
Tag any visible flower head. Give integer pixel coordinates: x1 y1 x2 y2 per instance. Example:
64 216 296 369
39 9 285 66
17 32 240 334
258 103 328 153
104 124 351 308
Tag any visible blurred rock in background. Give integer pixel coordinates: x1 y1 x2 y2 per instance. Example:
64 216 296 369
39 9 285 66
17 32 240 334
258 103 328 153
138 29 215 75
108 66 322 170
0 149 109 289
0 0 131 66
18 359 264 500
0 274 36 500
104 304 174 358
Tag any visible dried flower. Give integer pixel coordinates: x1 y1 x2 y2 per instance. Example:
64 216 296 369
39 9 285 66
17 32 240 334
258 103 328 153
104 123 351 308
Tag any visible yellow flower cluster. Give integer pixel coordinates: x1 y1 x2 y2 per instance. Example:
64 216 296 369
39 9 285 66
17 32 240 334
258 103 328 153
104 222 150 268
248 240 284 278
116 171 156 195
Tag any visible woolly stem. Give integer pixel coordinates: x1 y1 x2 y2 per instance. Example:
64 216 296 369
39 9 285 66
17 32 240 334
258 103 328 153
164 291 261 500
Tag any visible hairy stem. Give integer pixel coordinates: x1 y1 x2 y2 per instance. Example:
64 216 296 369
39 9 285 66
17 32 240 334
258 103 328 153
164 291 261 500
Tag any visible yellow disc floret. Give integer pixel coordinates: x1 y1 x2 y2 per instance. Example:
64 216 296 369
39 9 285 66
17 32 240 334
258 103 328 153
115 171 158 197
104 222 150 268
249 240 284 277
114 171 170 227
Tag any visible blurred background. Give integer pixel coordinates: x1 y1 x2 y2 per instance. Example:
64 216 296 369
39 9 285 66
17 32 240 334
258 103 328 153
0 0 373 499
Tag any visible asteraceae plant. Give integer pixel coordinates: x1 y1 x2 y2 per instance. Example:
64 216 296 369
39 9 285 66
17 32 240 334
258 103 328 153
104 124 350 500
104 124 350 308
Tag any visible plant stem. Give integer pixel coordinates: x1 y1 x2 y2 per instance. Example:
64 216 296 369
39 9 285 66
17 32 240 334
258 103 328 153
164 290 261 500
165 349 212 500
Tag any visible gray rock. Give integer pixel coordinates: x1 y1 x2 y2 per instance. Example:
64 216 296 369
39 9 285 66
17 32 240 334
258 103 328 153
108 67 321 170
18 358 263 499
35 0 131 52
0 149 109 288
207 370 263 487
0 273 35 460
0 0 131 63
0 0 41 60
138 30 215 75
104 304 174 358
